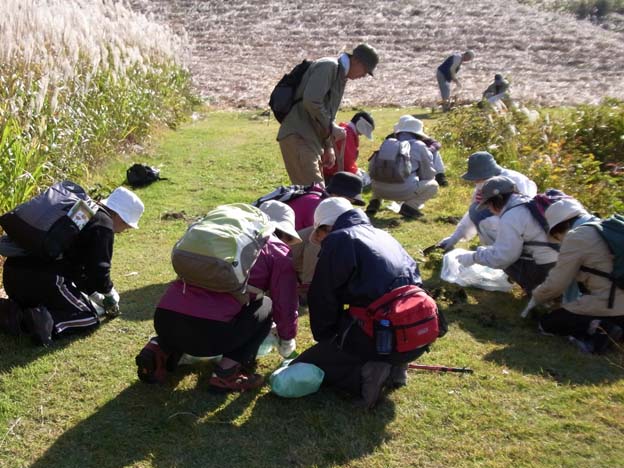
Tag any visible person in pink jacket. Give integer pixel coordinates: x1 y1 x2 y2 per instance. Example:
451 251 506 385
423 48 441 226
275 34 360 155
135 202 301 392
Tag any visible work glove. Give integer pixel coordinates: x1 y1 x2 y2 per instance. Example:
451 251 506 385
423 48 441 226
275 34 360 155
457 252 476 268
102 287 120 317
437 236 457 252
278 338 296 359
322 146 336 168
331 123 346 141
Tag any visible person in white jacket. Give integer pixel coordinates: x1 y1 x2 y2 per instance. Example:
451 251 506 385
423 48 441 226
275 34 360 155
437 151 537 250
456 176 558 295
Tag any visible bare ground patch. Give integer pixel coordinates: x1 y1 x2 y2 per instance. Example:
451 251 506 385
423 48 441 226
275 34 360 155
131 0 624 108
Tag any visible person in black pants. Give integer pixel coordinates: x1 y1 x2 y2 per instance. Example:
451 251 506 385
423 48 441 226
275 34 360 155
1 187 144 345
294 198 437 409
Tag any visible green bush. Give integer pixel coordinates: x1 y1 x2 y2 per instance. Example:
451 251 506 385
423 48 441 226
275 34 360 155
435 102 624 215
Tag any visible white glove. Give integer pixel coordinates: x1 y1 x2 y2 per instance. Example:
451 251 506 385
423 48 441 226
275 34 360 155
278 338 296 358
103 287 120 317
89 292 105 307
520 297 537 319
437 236 456 252
457 252 476 268
331 123 346 141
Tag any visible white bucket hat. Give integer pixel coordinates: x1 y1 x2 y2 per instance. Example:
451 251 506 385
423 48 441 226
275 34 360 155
313 198 353 230
102 187 144 229
545 199 588 234
394 115 429 139
258 200 302 244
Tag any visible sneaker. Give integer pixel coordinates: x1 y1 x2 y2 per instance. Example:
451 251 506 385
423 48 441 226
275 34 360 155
365 199 381 216
135 338 170 384
360 361 391 410
22 306 54 346
390 363 409 388
399 204 423 219
591 322 623 355
435 173 449 187
0 298 23 336
208 364 264 393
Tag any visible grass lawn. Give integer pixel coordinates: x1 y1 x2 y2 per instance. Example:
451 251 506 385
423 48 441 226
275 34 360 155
1 108 623 468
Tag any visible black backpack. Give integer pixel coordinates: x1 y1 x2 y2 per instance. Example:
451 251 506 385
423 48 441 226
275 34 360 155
252 184 327 208
126 164 163 188
0 180 98 259
268 60 311 123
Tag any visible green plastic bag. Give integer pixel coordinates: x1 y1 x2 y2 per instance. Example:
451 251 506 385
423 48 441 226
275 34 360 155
269 361 325 398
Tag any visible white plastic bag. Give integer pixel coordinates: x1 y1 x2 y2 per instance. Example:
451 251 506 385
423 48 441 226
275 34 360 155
441 248 513 292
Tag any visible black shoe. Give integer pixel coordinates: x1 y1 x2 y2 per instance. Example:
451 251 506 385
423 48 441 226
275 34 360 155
365 199 381 216
399 204 423 219
435 173 449 187
360 361 391 410
390 363 409 388
591 321 623 354
22 306 54 346
0 298 23 336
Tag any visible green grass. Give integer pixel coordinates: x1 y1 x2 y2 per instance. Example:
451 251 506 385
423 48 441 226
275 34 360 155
1 108 623 468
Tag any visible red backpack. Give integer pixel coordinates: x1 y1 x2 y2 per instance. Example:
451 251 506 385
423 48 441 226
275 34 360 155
349 285 443 353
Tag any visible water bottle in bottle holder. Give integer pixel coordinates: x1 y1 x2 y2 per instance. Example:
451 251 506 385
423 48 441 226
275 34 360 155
375 319 394 355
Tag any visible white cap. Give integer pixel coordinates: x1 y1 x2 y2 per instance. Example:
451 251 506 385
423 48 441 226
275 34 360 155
102 187 144 229
545 199 588 234
394 115 429 139
258 200 302 244
313 198 353 230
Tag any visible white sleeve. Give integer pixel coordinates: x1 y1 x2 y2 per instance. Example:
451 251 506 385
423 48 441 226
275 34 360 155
474 211 525 269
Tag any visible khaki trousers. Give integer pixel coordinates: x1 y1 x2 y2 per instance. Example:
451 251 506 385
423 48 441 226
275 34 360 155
290 226 320 286
279 133 324 185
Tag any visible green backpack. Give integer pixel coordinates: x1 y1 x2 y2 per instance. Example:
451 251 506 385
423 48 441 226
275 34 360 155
580 214 624 308
171 204 273 302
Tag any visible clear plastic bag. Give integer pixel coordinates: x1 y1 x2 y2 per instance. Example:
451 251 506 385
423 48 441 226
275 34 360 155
257 323 278 357
269 361 325 398
441 248 513 292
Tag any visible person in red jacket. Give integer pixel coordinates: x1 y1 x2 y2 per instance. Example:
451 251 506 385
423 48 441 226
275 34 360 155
323 111 375 184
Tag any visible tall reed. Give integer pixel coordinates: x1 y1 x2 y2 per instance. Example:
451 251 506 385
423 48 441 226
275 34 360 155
0 0 197 212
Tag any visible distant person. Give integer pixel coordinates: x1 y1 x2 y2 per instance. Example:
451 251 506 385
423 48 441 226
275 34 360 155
323 111 375 184
455 176 558 296
436 151 537 251
532 200 624 354
366 115 438 219
277 44 379 185
0 186 144 345
482 74 510 101
294 198 439 409
436 50 474 111
135 201 300 391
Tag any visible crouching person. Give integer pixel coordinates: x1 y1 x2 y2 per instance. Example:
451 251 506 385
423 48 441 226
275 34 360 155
532 200 624 353
294 198 442 409
0 185 144 345
456 176 558 295
135 201 300 391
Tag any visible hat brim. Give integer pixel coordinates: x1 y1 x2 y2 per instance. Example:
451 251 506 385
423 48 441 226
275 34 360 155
352 195 366 206
274 222 302 244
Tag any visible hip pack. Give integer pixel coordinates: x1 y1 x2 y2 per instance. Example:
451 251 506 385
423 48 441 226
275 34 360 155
368 138 412 184
171 204 273 303
0 180 98 259
349 285 443 353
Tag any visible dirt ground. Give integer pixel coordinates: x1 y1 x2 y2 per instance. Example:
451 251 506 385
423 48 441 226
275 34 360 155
131 0 624 108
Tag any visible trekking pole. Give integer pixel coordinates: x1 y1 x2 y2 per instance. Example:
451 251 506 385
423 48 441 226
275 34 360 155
408 363 473 374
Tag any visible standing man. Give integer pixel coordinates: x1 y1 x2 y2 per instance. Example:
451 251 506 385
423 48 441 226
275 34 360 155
277 44 379 185
436 50 474 111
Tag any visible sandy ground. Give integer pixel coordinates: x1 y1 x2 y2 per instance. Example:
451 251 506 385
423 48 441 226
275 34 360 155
131 0 624 108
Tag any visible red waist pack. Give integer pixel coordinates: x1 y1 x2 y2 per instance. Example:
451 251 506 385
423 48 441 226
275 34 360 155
349 285 440 353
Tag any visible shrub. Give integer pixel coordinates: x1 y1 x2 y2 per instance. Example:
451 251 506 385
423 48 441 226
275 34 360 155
0 0 199 213
435 101 624 215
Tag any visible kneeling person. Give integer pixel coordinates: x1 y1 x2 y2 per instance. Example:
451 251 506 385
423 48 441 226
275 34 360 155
533 200 624 353
136 201 300 391
1 186 144 345
295 198 442 408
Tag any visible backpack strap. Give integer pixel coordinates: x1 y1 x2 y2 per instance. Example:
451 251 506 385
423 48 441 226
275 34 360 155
579 266 616 309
